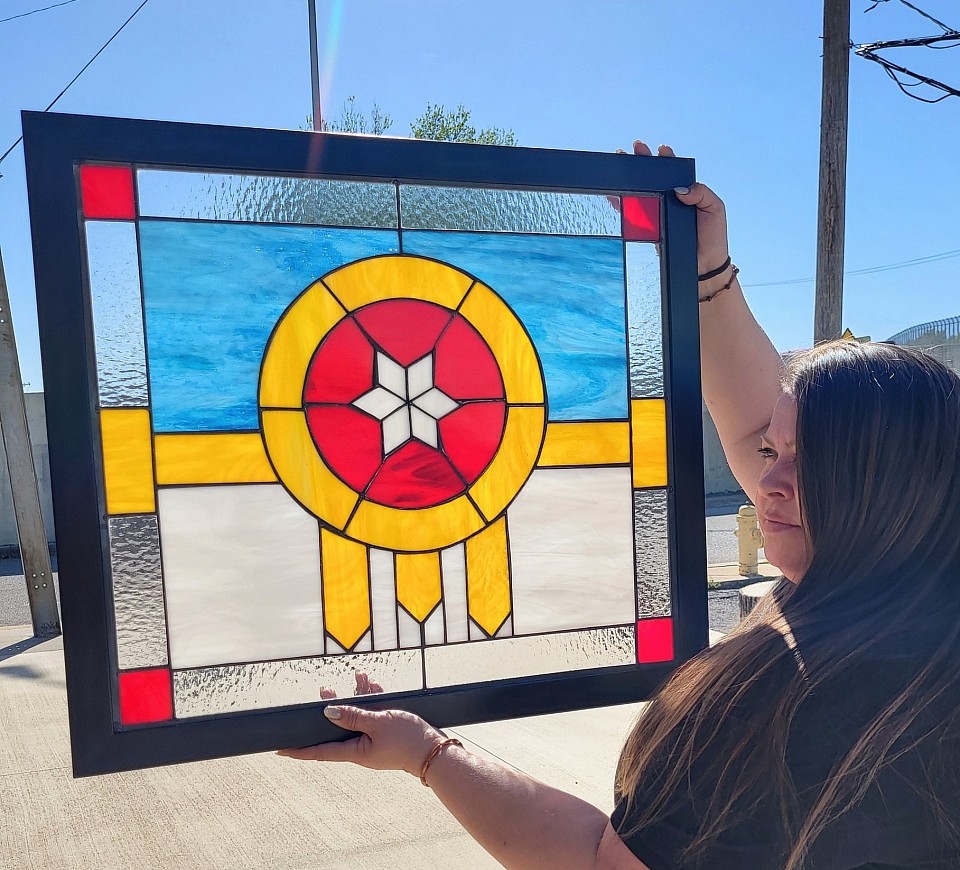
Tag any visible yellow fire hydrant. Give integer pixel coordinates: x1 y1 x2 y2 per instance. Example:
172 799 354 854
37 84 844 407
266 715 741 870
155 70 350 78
734 505 764 576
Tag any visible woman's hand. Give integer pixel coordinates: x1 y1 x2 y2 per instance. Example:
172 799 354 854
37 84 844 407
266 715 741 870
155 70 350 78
627 141 731 291
277 705 446 777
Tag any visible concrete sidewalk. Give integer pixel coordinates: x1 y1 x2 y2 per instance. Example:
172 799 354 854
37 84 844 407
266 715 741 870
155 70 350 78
0 566 760 869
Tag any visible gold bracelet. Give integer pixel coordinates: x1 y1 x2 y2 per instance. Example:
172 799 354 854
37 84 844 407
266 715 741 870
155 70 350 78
419 737 463 786
699 265 739 303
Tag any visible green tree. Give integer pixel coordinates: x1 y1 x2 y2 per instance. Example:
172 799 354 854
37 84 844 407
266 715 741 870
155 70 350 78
308 98 517 145
307 96 394 135
410 103 517 145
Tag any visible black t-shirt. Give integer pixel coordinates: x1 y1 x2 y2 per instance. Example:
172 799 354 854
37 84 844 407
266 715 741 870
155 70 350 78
611 648 960 869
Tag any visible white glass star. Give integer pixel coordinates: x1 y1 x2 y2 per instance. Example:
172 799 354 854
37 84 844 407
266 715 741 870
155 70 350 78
351 352 460 454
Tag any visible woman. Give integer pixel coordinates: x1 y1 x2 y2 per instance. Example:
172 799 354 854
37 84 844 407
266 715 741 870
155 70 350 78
278 142 960 869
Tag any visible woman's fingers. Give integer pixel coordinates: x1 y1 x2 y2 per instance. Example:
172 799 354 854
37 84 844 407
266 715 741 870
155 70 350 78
673 181 726 215
629 141 677 158
671 182 730 276
276 735 364 762
277 706 444 775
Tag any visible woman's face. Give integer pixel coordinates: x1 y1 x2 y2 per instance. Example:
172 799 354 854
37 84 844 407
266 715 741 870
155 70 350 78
756 393 810 583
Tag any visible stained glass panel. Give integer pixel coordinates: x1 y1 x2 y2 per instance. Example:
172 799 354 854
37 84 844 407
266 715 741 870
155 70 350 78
23 113 703 775
634 489 671 618
400 185 621 235
137 170 397 228
85 221 149 407
108 515 167 670
626 242 665 398
80 165 135 220
425 626 636 687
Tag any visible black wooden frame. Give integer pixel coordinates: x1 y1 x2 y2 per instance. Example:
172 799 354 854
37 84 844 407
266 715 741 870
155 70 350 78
22 111 707 777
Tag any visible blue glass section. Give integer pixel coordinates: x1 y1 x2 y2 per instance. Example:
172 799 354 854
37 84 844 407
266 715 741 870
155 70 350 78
140 221 400 432
403 232 627 421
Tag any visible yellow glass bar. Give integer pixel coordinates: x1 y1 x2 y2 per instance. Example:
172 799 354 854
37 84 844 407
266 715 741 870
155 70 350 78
395 551 442 622
458 282 544 405
465 518 511 636
154 433 276 485
100 409 155 514
261 410 359 531
469 405 545 522
259 281 347 408
538 421 630 467
631 398 668 488
320 530 371 651
323 254 474 312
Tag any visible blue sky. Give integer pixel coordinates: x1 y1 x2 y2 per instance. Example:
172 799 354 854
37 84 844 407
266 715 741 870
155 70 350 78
1 0 958 389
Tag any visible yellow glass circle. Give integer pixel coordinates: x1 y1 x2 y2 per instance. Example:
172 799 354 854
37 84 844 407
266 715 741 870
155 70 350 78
259 254 546 552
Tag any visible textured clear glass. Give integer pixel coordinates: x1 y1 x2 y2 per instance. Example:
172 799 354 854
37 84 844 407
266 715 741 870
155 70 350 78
108 515 168 669
626 242 664 398
425 626 634 687
85 221 149 406
172 650 422 717
634 489 671 617
137 170 397 228
400 185 621 235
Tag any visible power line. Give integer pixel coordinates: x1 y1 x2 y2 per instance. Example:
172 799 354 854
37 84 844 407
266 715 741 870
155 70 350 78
865 0 955 33
858 0 960 101
0 0 80 25
743 249 960 288
0 0 152 172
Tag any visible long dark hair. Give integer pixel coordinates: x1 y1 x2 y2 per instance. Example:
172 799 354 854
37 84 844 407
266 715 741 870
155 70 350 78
615 341 960 867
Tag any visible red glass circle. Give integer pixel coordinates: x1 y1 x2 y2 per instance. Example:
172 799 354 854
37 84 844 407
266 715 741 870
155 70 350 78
304 299 506 509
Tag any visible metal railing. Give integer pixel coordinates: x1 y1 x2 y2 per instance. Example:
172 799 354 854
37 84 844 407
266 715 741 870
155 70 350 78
887 315 960 373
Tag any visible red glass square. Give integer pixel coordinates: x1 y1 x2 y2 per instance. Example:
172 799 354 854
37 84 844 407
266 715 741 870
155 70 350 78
80 165 136 219
118 669 173 725
636 618 673 663
622 196 660 242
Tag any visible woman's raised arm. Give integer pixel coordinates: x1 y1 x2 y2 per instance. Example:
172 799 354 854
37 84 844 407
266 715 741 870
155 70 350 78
635 142 783 502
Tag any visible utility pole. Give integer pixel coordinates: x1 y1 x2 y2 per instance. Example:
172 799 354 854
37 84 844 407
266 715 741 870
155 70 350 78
814 0 851 344
0 247 59 637
308 0 323 131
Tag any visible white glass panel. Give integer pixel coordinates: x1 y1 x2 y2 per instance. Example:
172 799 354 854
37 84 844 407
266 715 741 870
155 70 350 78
398 609 421 648
159 484 322 669
440 544 468 643
423 606 445 646
410 406 438 447
377 352 407 398
414 387 458 419
406 355 432 399
353 386 404 420
382 407 412 453
507 468 634 635
369 548 398 650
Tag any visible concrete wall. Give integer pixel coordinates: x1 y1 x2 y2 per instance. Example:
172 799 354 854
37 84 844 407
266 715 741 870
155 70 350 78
702 402 742 497
0 394 739 550
0 393 56 549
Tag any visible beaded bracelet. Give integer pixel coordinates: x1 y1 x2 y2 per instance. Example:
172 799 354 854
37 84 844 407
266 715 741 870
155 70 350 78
699 265 739 304
419 737 463 786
